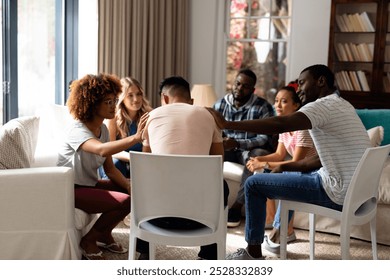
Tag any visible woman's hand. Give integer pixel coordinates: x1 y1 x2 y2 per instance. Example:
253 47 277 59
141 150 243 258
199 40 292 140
246 157 265 173
135 112 149 141
206 108 227 129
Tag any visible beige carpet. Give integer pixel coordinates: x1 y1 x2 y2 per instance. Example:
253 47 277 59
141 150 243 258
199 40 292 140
103 219 390 260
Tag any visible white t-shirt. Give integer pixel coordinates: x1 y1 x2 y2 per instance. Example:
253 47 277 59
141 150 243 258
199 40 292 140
57 120 109 186
142 103 223 155
299 93 371 205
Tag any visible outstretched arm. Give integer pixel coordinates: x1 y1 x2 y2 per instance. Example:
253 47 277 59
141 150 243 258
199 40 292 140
206 108 312 135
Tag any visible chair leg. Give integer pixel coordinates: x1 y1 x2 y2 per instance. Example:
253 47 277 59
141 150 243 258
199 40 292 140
370 218 378 260
149 243 156 260
217 241 226 260
309 213 316 260
279 202 289 259
340 223 351 260
129 236 137 260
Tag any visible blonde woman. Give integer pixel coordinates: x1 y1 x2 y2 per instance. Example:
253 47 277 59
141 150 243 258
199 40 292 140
99 77 152 179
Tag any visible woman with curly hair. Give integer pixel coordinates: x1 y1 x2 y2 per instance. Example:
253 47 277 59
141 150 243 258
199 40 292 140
99 77 152 179
57 73 148 260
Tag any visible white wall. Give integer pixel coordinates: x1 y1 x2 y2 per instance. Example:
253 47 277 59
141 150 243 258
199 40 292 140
288 0 332 81
189 0 332 98
188 0 226 97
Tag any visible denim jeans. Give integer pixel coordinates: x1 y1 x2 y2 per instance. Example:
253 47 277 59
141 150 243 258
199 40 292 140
244 171 343 245
225 148 271 205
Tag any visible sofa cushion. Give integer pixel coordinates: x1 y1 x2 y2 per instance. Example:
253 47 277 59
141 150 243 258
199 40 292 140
367 126 384 147
356 109 390 145
0 116 40 169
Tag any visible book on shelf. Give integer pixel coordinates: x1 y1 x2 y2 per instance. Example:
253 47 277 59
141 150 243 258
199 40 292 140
336 71 370 92
336 12 375 32
360 11 375 32
354 13 367 32
335 43 347 61
348 71 362 91
348 43 362 61
335 14 348 32
341 71 354 91
357 71 370 91
343 43 354 61
335 43 373 62
356 43 373 62
335 72 344 90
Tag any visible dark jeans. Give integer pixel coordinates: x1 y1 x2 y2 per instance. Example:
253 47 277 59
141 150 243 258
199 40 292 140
136 180 229 259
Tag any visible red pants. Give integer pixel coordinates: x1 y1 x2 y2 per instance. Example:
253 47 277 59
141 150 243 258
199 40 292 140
74 180 130 234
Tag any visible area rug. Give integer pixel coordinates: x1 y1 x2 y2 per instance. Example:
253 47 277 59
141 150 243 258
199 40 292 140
103 220 390 260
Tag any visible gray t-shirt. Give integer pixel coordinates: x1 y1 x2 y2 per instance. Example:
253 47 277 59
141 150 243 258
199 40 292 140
57 120 109 186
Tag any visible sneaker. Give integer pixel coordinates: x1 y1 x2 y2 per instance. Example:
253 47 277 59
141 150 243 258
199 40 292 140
262 232 297 255
226 248 264 260
227 208 241 227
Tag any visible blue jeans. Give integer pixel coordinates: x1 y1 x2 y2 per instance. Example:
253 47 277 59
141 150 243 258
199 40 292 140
225 148 271 205
244 171 343 245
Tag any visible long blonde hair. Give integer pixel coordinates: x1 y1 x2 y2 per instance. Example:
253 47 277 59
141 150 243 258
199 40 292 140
115 77 152 139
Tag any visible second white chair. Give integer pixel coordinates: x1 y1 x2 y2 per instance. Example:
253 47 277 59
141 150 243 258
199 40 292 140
280 144 390 260
128 151 227 260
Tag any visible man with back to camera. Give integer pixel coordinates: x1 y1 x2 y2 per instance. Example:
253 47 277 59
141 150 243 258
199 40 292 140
213 68 275 228
208 64 371 259
137 76 229 260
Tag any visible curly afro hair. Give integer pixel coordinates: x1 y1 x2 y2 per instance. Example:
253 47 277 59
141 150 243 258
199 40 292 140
67 73 122 122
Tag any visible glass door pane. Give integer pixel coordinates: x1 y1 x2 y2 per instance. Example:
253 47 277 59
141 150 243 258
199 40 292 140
17 0 56 117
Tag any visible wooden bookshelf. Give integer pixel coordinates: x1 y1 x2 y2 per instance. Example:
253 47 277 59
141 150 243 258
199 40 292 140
328 0 390 108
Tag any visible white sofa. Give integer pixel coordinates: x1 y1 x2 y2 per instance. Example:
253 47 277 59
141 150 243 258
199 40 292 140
223 109 390 246
0 104 97 259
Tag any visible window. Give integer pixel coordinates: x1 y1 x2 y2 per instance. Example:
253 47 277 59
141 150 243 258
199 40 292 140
17 0 57 117
226 0 291 103
1 0 98 125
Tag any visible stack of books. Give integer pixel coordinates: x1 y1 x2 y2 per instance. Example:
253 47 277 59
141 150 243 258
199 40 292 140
335 12 375 32
334 42 374 62
335 70 370 91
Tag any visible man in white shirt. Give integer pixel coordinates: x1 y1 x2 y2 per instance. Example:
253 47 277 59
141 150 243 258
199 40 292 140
208 64 371 260
138 76 228 260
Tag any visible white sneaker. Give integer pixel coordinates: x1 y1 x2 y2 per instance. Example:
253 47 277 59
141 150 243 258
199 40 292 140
226 248 264 260
263 232 296 255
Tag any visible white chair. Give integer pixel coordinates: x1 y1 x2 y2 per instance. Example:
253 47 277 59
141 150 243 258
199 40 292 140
128 151 227 260
280 144 390 260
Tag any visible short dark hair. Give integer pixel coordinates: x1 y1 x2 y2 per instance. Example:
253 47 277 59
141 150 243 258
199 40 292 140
158 76 191 99
237 68 257 86
301 64 335 89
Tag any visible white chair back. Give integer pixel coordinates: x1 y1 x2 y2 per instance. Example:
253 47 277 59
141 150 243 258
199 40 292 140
128 151 227 259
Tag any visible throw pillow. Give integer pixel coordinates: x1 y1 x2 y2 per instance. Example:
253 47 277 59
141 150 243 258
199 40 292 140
367 126 384 147
0 116 40 169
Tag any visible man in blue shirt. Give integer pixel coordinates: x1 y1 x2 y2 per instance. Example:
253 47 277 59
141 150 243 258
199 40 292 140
213 68 275 228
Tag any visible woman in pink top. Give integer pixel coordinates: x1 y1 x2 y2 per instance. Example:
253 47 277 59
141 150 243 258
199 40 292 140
246 85 317 252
